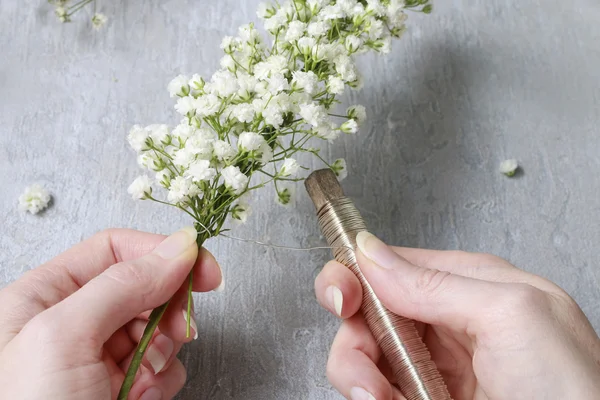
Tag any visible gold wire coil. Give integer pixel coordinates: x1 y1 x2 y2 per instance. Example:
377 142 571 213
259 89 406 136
317 197 452 400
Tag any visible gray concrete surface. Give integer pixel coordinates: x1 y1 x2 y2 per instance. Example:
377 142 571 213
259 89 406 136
1 0 600 399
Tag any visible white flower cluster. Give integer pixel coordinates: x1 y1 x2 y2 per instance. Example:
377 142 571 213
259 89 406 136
128 0 429 236
50 0 108 29
19 184 51 215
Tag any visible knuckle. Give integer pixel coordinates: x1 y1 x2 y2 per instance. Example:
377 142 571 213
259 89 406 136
503 283 550 314
94 228 120 244
415 268 452 296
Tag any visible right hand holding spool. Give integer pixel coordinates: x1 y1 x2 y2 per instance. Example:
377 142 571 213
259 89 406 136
314 231 600 400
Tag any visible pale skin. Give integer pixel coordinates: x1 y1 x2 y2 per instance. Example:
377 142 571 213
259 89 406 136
0 227 223 400
1 229 599 400
314 231 600 400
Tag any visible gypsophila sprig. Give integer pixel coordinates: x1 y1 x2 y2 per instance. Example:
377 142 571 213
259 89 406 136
49 0 108 29
121 1 431 397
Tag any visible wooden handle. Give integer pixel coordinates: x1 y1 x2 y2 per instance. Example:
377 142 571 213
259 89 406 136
304 169 345 211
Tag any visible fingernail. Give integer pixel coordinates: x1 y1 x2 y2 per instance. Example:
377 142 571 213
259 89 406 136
350 387 376 400
355 231 396 270
182 309 199 340
214 264 225 292
326 285 343 317
153 226 197 259
147 334 174 375
139 387 162 400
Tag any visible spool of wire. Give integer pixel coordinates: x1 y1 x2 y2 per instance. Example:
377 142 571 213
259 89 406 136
306 170 452 400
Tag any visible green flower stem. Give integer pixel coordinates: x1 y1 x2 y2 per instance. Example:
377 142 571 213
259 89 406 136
118 235 209 400
186 269 194 338
118 301 170 400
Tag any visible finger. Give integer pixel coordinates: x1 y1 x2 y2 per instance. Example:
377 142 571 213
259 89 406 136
193 247 223 292
126 357 187 400
328 315 394 400
38 227 199 343
389 246 561 293
124 319 184 376
315 261 362 318
159 285 199 343
105 325 137 365
355 232 510 332
0 229 220 348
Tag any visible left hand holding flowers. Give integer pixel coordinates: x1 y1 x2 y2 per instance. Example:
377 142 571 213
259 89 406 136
0 227 222 400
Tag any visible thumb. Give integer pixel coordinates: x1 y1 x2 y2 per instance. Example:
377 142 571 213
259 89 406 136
355 231 503 332
43 227 199 343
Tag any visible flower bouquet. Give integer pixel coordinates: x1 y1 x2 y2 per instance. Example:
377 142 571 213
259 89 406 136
123 0 431 397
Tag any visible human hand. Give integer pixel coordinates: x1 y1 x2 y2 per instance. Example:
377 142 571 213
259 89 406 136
315 232 600 400
0 227 222 400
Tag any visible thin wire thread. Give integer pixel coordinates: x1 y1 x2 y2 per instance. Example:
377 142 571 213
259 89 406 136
216 233 352 252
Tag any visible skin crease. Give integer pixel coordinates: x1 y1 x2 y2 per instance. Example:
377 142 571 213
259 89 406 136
314 232 600 400
0 228 223 400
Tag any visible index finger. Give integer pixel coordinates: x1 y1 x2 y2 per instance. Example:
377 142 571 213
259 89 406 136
389 246 562 294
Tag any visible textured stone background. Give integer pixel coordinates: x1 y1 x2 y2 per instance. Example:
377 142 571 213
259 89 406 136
1 1 600 399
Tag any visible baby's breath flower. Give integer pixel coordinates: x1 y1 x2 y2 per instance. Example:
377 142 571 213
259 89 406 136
307 0 329 12
257 143 274 164
185 160 216 182
280 158 300 177
128 176 152 200
257 2 276 19
188 74 205 92
366 0 386 16
285 20 307 42
55 7 69 23
213 140 237 162
19 184 51 214
168 75 190 98
276 185 296 207
499 159 519 177
327 76 345 95
345 35 363 53
195 94 220 117
347 105 367 124
168 177 194 203
238 131 266 152
222 166 249 194
220 36 239 53
331 158 348 181
299 103 327 127
231 202 251 223
307 20 330 37
175 97 196 115
321 4 345 20
128 125 150 152
315 123 341 141
297 37 317 55
341 119 358 134
292 71 318 94
91 13 108 30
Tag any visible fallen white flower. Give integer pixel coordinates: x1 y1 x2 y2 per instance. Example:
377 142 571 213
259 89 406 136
499 159 519 176
19 184 51 214
91 13 108 30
